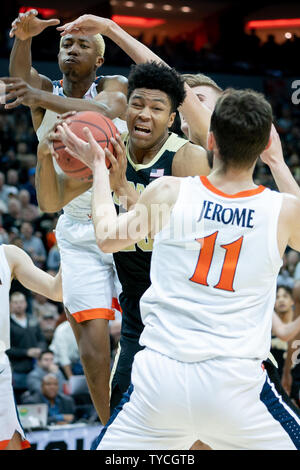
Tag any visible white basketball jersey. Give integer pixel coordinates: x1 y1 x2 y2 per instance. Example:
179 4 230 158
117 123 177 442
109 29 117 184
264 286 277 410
0 246 12 357
36 78 127 220
139 176 283 363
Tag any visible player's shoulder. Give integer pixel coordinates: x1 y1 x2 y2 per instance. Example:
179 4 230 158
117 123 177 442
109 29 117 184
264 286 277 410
281 193 300 217
140 176 181 205
96 74 128 92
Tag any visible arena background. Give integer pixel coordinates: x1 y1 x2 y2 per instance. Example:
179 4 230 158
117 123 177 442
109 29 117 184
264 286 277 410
1 0 300 450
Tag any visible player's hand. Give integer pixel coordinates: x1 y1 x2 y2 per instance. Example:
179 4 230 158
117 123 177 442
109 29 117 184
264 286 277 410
57 14 110 37
9 9 60 40
0 77 41 109
106 135 127 191
57 122 107 170
38 112 76 160
260 124 285 167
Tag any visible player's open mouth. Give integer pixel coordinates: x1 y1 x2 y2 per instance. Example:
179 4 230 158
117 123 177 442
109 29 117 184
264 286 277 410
134 125 151 135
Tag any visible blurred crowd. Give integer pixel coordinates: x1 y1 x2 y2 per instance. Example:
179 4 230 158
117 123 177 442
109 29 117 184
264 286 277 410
0 74 299 428
2 23 300 77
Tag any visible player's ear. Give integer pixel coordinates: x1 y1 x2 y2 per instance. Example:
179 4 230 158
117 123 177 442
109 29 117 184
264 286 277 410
207 131 214 151
167 112 176 129
96 56 104 69
264 136 272 150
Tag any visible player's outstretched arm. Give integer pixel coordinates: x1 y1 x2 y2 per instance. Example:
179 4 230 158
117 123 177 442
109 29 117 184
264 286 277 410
272 311 300 342
9 9 58 89
1 76 127 123
4 245 62 301
58 14 212 147
261 124 300 199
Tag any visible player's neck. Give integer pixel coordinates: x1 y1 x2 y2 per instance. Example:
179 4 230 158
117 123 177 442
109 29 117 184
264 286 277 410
128 132 169 165
62 73 96 98
208 166 257 194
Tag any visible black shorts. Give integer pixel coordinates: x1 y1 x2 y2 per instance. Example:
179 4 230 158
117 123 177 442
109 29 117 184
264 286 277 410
110 334 144 414
110 293 145 415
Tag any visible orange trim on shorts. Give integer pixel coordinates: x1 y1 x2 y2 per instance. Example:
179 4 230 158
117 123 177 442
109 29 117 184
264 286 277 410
200 176 266 198
0 438 30 450
72 308 115 323
111 297 122 314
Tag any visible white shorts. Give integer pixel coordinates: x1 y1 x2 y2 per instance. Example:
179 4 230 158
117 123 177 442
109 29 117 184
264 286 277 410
55 213 121 323
0 354 30 450
97 349 300 450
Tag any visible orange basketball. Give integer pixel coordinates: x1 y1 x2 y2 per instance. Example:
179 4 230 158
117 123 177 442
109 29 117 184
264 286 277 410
53 111 119 182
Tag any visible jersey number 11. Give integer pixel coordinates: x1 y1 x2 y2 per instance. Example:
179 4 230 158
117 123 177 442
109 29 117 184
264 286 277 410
190 231 243 292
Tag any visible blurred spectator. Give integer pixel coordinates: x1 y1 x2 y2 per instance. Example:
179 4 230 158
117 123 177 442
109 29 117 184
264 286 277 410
6 292 47 402
16 141 36 169
21 221 46 269
0 171 18 205
22 374 75 425
47 243 60 273
271 286 294 378
32 293 59 321
26 350 66 395
38 312 59 347
49 321 82 380
21 167 37 206
277 253 295 289
2 198 22 232
6 168 19 186
18 189 39 222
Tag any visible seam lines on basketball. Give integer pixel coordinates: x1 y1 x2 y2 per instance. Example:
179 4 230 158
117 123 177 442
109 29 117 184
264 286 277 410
70 119 111 145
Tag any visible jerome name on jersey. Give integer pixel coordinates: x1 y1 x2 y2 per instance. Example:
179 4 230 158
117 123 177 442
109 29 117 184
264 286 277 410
198 199 255 228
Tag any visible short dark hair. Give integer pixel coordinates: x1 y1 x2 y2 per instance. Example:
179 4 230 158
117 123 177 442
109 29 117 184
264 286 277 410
210 89 273 170
39 350 54 360
276 285 293 298
127 61 186 113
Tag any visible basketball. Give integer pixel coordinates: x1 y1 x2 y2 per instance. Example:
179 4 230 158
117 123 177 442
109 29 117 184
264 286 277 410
53 111 119 182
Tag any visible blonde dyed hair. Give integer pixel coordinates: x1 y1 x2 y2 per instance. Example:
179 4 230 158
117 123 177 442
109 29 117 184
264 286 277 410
182 73 222 94
59 33 105 57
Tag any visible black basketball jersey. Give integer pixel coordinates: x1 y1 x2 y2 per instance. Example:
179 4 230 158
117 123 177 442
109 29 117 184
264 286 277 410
113 132 188 301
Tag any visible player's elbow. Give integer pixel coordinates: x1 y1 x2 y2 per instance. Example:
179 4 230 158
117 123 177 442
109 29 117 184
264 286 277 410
97 238 114 254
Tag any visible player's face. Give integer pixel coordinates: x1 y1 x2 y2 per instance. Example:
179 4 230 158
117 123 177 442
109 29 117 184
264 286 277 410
275 288 294 314
58 35 103 78
180 85 219 140
127 88 176 150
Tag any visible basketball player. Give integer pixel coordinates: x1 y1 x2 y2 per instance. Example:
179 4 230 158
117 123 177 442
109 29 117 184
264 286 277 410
6 8 128 425
57 13 213 148
0 244 62 450
53 61 210 416
58 88 300 449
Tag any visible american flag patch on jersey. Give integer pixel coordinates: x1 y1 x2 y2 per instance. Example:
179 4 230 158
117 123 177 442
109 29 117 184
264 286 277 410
150 168 164 178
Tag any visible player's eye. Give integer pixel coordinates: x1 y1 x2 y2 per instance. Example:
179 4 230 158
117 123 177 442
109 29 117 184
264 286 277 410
80 44 88 48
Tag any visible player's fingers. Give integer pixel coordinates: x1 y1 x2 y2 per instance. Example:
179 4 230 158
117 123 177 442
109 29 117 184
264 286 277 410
47 131 61 141
110 136 125 161
83 127 99 150
57 111 76 120
26 9 38 17
105 148 118 168
64 146 81 160
4 96 24 109
42 19 61 28
61 122 84 151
